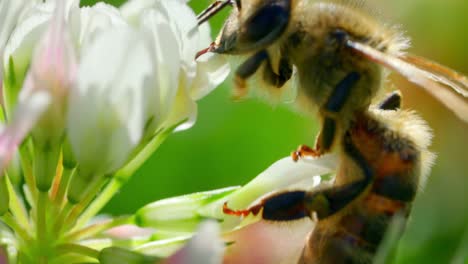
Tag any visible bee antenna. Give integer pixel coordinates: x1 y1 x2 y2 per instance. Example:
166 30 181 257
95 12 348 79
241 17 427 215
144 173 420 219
197 0 233 26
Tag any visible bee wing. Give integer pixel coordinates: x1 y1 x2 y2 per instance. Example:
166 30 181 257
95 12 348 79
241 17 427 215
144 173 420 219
401 54 468 97
346 40 468 123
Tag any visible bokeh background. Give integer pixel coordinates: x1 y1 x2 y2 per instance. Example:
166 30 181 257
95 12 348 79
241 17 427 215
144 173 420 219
85 0 468 263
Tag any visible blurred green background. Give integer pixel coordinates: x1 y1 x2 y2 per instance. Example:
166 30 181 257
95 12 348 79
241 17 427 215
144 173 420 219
86 0 468 263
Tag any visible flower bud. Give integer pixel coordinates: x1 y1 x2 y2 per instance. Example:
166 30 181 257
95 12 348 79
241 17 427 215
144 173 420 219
67 27 154 202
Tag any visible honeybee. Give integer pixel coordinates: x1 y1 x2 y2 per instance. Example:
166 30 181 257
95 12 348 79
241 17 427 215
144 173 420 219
222 92 435 263
196 0 467 263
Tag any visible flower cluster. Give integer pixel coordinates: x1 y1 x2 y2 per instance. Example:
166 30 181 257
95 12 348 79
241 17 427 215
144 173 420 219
0 0 338 263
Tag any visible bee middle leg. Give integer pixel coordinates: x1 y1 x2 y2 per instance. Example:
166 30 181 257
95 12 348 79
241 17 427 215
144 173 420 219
226 132 373 221
293 72 361 160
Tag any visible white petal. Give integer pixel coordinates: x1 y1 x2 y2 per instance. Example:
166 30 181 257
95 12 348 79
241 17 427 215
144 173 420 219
69 2 126 53
139 9 181 132
190 53 230 100
0 0 29 56
120 0 158 25
3 2 53 83
161 77 197 132
68 27 153 174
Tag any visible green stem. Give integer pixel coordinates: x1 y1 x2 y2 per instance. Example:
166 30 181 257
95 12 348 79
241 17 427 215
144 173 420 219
52 202 73 237
64 177 107 231
73 179 120 229
36 191 48 243
63 215 134 242
75 128 174 229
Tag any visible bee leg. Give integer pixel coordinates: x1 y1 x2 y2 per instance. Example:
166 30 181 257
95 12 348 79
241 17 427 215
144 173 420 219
224 175 370 221
263 56 293 88
233 50 268 99
292 72 361 161
226 132 373 221
378 91 402 110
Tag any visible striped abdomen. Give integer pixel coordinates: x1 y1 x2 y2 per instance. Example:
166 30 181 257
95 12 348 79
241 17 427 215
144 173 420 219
299 112 424 264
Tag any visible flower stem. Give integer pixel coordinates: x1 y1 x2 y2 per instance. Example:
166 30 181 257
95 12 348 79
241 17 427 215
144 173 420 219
36 191 48 243
64 177 107 231
75 127 175 229
74 179 120 229
52 202 73 236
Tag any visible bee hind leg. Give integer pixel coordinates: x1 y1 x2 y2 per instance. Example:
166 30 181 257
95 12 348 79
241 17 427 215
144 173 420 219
378 90 402 110
223 177 370 221
226 132 373 222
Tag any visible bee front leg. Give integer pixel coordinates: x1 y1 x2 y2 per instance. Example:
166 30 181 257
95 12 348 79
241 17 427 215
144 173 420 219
293 72 361 161
233 50 268 99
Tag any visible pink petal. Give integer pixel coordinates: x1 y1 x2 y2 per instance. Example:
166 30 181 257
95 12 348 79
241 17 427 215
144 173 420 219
106 224 155 239
223 220 314 264
164 221 224 264
0 89 50 172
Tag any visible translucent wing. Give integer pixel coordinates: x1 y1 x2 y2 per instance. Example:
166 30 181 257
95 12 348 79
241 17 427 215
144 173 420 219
346 40 468 123
401 54 468 97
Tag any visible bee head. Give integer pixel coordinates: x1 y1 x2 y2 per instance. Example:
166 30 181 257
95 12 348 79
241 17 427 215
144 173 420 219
196 0 291 57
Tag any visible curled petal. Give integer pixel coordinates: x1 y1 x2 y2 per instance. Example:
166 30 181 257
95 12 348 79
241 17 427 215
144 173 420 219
199 154 337 219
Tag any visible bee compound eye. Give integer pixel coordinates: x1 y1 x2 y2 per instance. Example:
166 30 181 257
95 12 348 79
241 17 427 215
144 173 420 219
242 3 290 46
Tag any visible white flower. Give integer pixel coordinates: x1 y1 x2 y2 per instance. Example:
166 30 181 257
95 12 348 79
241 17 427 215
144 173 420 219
121 0 230 133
